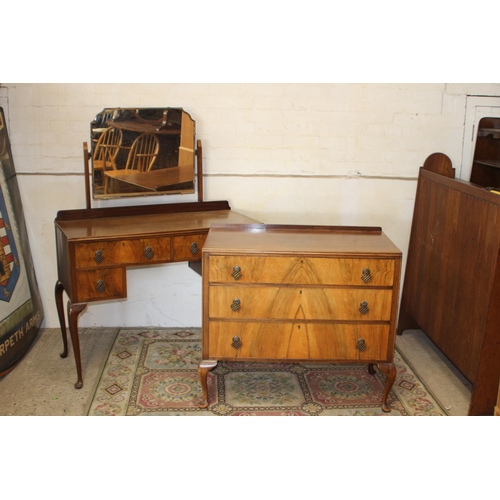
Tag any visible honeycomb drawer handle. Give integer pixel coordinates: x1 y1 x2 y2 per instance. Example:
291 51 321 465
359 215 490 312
359 301 369 315
230 298 241 311
96 279 106 293
231 266 242 280
231 336 242 349
356 338 367 352
190 242 199 255
361 268 372 283
94 250 104 264
144 246 154 260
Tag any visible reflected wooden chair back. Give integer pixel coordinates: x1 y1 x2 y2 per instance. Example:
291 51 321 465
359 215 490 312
125 133 160 172
93 127 123 172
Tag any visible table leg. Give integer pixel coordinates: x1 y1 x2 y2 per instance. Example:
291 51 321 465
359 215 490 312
377 362 397 412
54 281 68 358
198 359 217 408
66 301 87 389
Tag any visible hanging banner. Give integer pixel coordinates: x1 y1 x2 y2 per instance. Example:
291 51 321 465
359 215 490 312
0 106 43 375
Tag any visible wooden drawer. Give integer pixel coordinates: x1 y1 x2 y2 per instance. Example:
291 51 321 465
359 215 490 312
74 268 126 302
171 233 207 261
74 237 171 268
209 286 393 321
207 321 390 361
208 256 395 286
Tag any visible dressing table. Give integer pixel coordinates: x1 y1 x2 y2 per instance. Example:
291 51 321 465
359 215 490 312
54 107 258 388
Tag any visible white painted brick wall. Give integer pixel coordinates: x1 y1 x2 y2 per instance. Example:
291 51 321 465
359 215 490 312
2 82 500 328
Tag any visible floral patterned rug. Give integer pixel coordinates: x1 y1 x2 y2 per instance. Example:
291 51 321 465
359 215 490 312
87 328 447 416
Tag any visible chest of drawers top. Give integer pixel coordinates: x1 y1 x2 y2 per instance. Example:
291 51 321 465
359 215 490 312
203 224 401 259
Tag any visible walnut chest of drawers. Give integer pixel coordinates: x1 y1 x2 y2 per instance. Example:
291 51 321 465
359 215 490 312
198 223 402 412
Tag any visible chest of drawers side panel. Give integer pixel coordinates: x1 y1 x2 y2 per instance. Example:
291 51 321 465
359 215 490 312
386 253 402 360
201 249 212 359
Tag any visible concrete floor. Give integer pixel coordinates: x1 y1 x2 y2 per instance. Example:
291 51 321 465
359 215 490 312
0 327 472 416
0 327 117 416
395 329 472 416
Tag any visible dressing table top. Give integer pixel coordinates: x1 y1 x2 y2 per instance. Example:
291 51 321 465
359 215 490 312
56 207 257 241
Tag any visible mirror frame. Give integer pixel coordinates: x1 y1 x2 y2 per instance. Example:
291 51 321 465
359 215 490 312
89 107 198 201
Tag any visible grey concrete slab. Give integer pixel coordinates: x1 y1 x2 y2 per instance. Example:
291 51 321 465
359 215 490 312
0 328 117 416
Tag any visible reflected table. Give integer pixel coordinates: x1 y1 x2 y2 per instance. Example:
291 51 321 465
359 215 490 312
105 165 194 194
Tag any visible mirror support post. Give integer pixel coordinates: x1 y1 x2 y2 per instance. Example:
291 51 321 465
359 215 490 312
197 139 203 202
83 142 91 209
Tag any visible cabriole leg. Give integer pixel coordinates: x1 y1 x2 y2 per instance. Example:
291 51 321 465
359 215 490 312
66 301 87 389
377 362 397 413
198 359 217 408
54 281 68 358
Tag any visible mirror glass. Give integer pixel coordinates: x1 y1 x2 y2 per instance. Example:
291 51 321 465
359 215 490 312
91 107 195 199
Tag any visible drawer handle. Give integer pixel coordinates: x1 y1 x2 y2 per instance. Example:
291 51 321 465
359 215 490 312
356 338 367 352
231 266 242 280
231 336 242 349
94 250 104 264
230 298 241 311
359 301 369 315
144 246 154 260
361 268 372 283
190 242 199 255
96 279 106 293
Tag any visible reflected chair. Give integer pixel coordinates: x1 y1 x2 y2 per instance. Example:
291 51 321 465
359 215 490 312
125 133 160 172
92 127 123 187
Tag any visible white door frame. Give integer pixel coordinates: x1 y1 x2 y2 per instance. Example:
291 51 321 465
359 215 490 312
461 96 500 180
